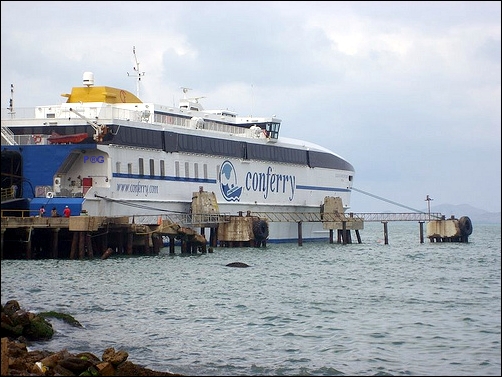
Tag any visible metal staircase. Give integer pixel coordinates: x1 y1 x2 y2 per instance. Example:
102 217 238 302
1 122 17 145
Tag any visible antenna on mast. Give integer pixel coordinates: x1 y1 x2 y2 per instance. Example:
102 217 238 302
8 84 15 118
425 194 433 221
127 46 145 98
180 87 192 99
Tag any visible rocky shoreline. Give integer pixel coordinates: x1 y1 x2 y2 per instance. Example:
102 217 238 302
1 300 182 376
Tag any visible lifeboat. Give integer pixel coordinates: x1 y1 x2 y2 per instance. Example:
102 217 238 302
47 131 89 144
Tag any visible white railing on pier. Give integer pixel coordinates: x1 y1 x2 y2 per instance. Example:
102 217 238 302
251 212 443 222
130 213 231 226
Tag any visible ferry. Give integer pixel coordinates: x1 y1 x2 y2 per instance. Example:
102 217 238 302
1 71 355 243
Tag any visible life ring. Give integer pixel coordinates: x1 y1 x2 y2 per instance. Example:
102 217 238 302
33 135 42 144
252 219 269 241
46 191 54 199
458 216 473 236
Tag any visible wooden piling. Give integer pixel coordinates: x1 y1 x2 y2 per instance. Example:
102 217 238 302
168 236 175 254
355 229 361 244
382 221 389 245
126 232 133 255
51 228 59 258
25 228 32 259
78 232 86 259
70 232 78 259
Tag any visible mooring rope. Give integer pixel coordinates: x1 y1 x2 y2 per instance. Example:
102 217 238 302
94 194 188 214
352 187 425 213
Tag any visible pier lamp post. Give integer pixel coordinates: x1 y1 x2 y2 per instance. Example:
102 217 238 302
425 195 433 221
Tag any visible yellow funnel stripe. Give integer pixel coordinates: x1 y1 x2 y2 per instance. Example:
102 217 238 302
61 86 142 104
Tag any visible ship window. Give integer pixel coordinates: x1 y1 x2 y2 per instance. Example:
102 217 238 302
116 162 121 173
175 161 180 177
128 163 132 175
160 160 165 177
203 164 208 180
216 165 220 181
308 151 354 171
247 144 308 165
194 163 199 179
149 159 155 176
116 127 163 149
185 162 189 178
139 158 144 176
265 122 280 139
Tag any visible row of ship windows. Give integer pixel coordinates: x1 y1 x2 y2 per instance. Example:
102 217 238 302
15 125 352 171
116 159 211 180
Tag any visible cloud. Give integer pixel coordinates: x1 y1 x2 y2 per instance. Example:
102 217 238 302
1 1 500 213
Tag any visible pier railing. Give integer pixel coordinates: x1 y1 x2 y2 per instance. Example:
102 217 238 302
0 211 445 227
351 212 444 222
251 212 443 222
132 213 231 227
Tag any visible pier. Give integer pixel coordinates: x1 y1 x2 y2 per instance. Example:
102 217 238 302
1 207 471 260
1 188 472 260
253 211 445 245
0 211 221 260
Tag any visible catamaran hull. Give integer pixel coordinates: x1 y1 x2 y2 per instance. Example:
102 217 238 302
2 143 352 242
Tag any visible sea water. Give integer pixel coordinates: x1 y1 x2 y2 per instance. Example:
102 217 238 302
1 222 500 376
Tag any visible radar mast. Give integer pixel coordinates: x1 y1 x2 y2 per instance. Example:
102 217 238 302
8 84 15 118
127 46 145 98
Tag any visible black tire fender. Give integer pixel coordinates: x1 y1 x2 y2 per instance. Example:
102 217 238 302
458 216 473 236
252 219 269 241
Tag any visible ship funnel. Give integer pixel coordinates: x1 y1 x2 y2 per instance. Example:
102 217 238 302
82 72 95 87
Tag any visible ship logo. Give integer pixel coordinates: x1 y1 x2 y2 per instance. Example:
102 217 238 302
220 160 242 201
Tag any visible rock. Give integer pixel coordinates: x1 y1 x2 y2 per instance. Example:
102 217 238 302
102 347 129 366
23 315 54 340
10 309 31 326
59 355 95 373
1 337 183 376
76 352 102 364
52 363 76 375
96 361 115 376
1 301 184 376
3 301 21 317
40 349 71 367
1 301 54 340
1 338 8 376
38 311 83 327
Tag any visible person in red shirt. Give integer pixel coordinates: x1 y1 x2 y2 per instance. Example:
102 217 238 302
63 206 71 217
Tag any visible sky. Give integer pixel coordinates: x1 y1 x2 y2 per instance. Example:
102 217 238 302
1 1 501 214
